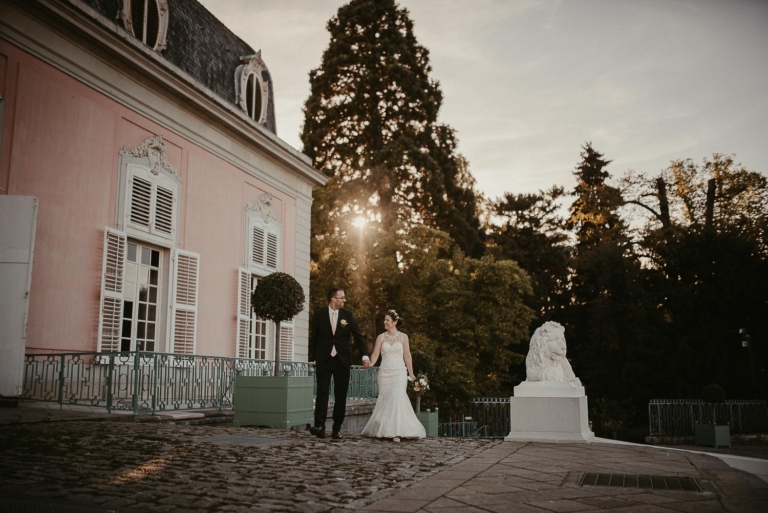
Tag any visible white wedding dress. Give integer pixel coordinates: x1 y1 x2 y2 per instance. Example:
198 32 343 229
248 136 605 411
361 332 426 439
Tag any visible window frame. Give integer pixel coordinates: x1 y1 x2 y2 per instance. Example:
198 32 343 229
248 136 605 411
120 0 170 52
116 135 182 249
235 52 270 125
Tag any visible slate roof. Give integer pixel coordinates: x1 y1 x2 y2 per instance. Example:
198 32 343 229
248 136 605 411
80 0 277 134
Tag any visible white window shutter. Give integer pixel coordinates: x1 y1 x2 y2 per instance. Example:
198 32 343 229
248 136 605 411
125 164 178 242
250 221 265 268
237 268 251 359
266 232 278 270
170 249 200 355
98 228 127 352
128 169 152 229
279 320 294 362
154 183 175 237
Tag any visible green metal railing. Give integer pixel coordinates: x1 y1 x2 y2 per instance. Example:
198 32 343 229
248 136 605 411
23 351 377 417
648 399 768 436
439 397 510 439
316 365 379 403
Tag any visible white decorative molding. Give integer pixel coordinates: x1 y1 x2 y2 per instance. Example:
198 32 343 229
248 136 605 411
120 135 179 179
246 193 280 224
120 0 170 51
235 51 270 125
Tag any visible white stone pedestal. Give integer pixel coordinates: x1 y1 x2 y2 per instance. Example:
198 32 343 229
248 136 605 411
505 381 594 443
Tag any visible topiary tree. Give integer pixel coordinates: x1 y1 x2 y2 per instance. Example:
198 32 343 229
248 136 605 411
702 384 726 424
251 273 305 376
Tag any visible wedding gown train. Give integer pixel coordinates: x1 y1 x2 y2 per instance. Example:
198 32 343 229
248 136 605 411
361 332 426 439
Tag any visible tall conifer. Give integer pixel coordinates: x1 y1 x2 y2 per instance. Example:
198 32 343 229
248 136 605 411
301 0 483 254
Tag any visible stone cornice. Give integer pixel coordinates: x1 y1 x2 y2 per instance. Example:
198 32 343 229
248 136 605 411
0 0 328 189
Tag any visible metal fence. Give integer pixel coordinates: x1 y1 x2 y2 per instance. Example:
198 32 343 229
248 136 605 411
23 351 376 417
322 365 379 403
439 397 510 439
648 399 768 436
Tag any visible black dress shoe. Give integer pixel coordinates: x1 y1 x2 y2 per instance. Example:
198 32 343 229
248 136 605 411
331 431 342 440
309 426 326 438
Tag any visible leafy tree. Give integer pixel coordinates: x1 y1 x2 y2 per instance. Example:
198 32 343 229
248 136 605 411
251 273 305 376
389 226 534 415
619 154 768 397
489 186 572 320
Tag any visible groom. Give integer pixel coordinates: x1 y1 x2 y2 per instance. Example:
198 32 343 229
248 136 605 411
308 287 370 439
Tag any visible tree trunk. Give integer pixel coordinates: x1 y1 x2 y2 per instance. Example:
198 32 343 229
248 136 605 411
656 177 671 229
705 178 716 231
274 320 282 376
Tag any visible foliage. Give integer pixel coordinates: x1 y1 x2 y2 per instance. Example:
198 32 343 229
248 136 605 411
410 350 435 377
251 273 305 323
488 186 572 321
702 384 727 404
395 227 535 415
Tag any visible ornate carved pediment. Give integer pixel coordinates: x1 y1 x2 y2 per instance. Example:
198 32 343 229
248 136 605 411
235 51 270 125
120 135 179 179
246 193 279 224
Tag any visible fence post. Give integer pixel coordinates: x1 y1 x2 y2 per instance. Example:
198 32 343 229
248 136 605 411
151 352 157 416
106 353 115 413
57 354 65 409
218 358 225 411
132 348 140 421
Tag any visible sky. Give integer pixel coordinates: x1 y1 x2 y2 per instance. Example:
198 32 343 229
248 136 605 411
203 0 768 200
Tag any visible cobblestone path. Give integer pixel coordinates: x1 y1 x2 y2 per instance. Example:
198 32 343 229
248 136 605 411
0 421 494 512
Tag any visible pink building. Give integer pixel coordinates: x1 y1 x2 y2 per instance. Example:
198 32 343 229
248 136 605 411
0 0 326 397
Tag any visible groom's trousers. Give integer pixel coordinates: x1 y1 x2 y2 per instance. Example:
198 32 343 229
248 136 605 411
314 355 351 432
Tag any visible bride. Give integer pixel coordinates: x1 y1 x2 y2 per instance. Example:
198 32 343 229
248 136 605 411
361 310 426 441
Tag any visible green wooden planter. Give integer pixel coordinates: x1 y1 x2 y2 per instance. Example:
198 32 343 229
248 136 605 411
694 423 731 448
416 409 439 437
233 375 314 429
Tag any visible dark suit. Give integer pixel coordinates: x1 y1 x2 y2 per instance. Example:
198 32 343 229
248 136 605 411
310 306 369 432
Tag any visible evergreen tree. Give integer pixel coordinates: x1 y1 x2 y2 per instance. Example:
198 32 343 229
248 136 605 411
489 186 572 320
301 0 483 253
567 143 624 249
564 144 664 437
302 0 484 346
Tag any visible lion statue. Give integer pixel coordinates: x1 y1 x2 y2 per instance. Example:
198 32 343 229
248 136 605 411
525 321 580 384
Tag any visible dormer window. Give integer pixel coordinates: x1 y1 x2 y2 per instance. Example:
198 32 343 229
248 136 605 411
235 52 270 125
121 0 170 51
245 73 263 122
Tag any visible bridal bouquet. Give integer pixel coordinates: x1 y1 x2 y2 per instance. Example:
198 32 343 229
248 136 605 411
412 373 429 393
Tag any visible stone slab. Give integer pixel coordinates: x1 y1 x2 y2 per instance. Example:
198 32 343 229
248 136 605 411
514 381 586 397
506 396 594 443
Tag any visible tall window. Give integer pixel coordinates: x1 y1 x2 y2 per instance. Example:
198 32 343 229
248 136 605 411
248 276 269 360
245 73 263 122
121 242 163 352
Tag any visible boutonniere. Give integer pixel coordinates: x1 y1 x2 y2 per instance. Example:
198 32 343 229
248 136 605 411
340 319 348 327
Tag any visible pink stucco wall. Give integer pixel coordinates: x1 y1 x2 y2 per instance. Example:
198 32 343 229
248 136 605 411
0 41 297 356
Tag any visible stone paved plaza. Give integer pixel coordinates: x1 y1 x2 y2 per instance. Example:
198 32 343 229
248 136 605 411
1 420 767 513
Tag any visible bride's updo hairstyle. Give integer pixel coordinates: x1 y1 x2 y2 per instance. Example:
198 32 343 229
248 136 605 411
386 309 404 328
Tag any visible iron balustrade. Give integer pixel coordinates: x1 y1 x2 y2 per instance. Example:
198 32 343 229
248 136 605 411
314 365 379 403
648 399 768 436
23 351 375 418
438 397 510 439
